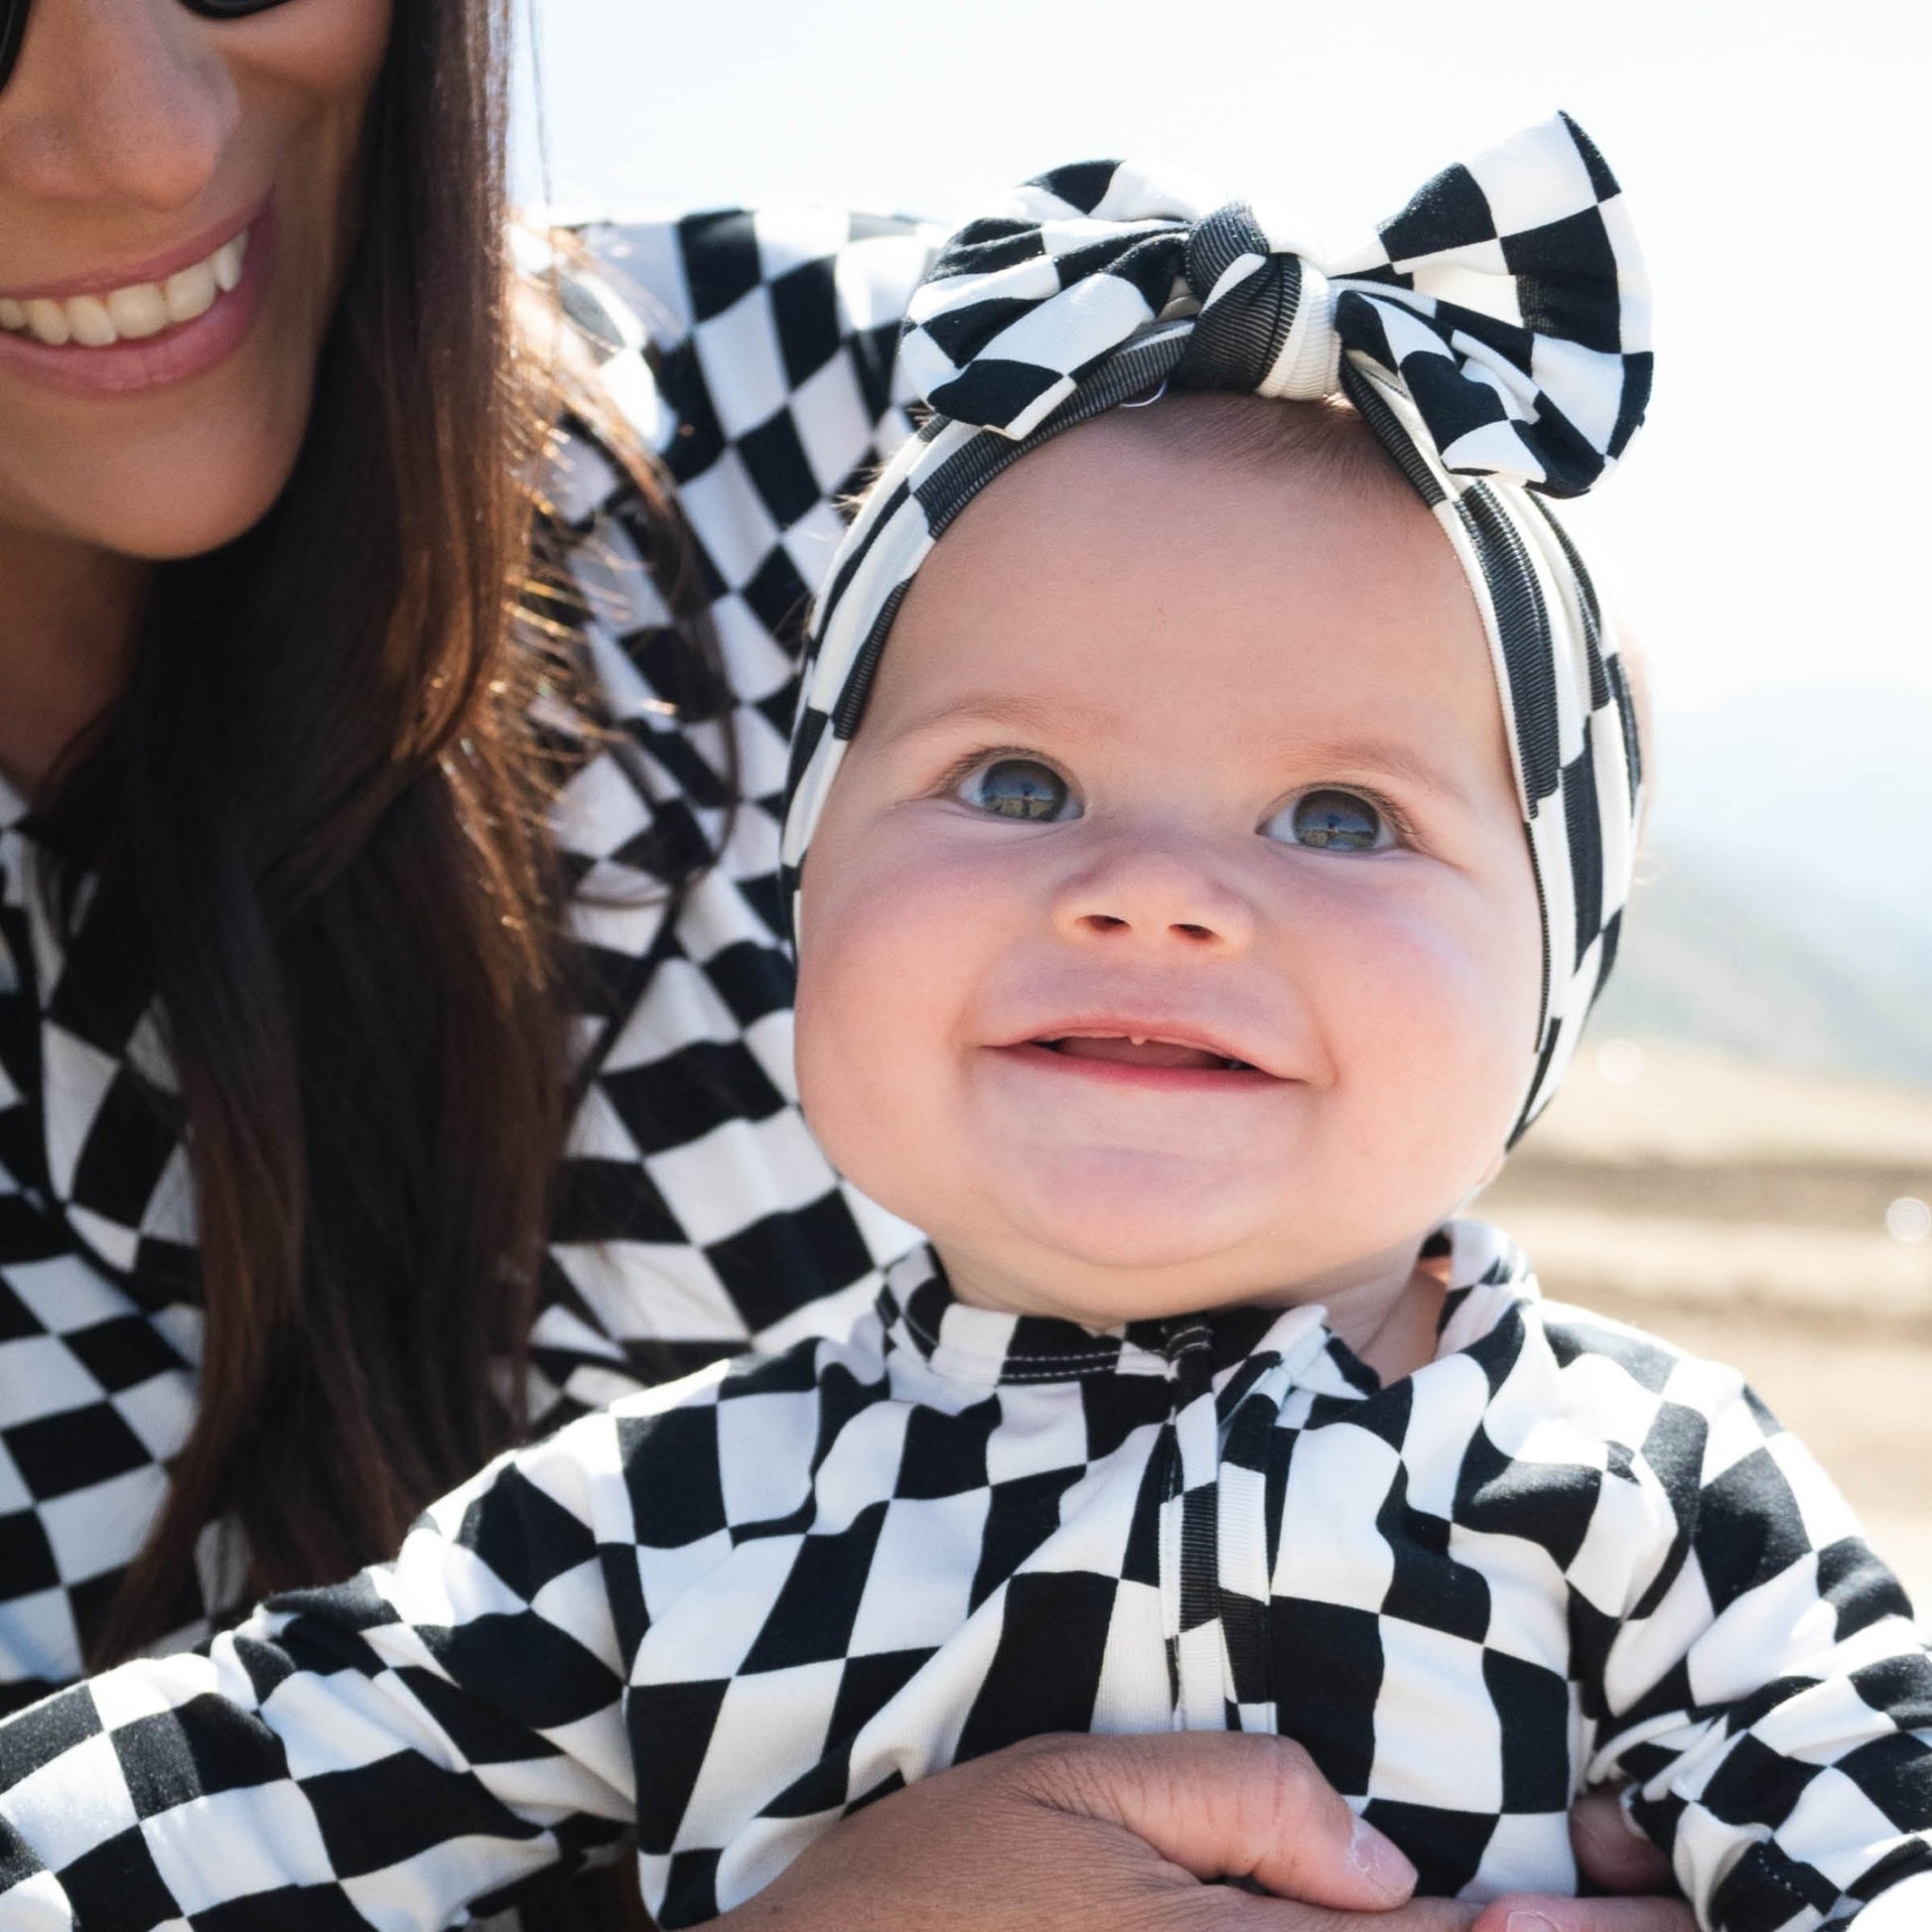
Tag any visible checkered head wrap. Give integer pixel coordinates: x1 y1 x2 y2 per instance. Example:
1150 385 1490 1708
783 113 1652 1139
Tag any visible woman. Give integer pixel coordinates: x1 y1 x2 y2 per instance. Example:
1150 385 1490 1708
0 3 1694 1927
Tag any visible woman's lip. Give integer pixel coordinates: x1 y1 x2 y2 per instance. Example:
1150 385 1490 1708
0 197 269 304
0 206 274 400
988 1042 1291 1091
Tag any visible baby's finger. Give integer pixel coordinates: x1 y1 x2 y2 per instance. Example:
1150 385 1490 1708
1568 1789 1674 1895
1468 1892 1697 1932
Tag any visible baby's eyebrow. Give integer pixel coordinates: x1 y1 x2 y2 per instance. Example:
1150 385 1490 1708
1287 735 1480 808
887 692 1101 745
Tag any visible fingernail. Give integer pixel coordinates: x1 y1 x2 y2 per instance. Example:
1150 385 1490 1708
1346 1815 1416 1898
1506 1913 1559 1932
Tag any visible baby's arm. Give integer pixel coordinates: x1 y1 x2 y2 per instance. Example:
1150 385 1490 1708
1584 1365 1932 1928
0 1369 735 1930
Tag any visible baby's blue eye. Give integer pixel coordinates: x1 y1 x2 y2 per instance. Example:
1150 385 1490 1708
1263 788 1390 853
960 757 1076 822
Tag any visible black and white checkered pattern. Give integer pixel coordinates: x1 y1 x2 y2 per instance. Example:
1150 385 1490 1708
784 115 1648 1142
3 1222 1928 1931
0 207 938 1716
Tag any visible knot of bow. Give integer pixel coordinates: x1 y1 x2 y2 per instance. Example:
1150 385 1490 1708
899 113 1651 498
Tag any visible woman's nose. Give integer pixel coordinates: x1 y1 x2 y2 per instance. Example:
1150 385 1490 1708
1050 834 1257 955
0 0 239 209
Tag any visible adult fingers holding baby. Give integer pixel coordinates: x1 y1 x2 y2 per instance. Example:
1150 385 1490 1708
710 1734 1693 1932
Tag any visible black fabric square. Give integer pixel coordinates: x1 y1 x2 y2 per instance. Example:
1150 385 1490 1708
65 1069 177 1234
1380 162 1496 262
895 1398 996 1499
49 1826 181 1930
742 1500 888 1673
678 211 761 323
1503 208 1623 354
970 1467 1083 1611
602 1039 785 1157
306 1749 534 1880
706 1193 874 1336
198 1884 391 1932
740 544 813 645
114 1699 286 1818
3 1400 150 1500
1696 1447 1811 1615
1379 1473 1489 1644
1485 1650 1574 1811
739 408 822 532
547 1155 682 1247
0 1506 61 1600
1271 1598 1382 1795
458 1463 599 1603
955 1570 1115 1761
700 938 794 1032
419 1609 624 1731
769 258 843 389
1361 1799 1496 1899
58 1313 183 1395
827 1646 936 1745
659 1846 722 1930
629 1679 731 1856
621 1406 725 1549
0 1684 99 1791
1454 1421 1601 1573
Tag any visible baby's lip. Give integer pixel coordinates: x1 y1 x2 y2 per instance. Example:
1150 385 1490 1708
994 1017 1291 1079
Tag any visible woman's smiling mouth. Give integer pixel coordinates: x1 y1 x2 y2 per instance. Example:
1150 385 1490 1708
0 202 274 399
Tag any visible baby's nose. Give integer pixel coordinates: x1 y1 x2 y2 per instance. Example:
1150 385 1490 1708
1050 841 1256 953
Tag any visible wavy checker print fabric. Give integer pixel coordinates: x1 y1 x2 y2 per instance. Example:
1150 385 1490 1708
784 119 1647 1140
0 207 936 1716
3 1226 1930 1930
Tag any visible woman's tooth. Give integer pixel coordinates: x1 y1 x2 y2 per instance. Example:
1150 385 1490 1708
68 295 119 348
162 259 217 325
25 299 70 346
0 298 24 331
210 238 244 294
105 283 170 341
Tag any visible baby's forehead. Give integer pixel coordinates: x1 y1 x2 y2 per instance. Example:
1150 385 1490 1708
883 394 1502 735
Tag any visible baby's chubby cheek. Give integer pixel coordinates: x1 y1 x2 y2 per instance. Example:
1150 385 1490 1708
791 832 982 1227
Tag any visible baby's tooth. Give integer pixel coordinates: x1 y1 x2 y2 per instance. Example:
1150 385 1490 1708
163 259 216 325
25 299 70 346
210 238 244 294
0 298 25 331
105 283 170 341
67 295 119 347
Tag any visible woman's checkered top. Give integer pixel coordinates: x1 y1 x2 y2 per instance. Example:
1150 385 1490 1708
0 208 937 1716
1 1223 1928 1931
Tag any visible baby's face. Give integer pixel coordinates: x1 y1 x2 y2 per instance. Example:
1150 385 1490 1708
795 402 1543 1326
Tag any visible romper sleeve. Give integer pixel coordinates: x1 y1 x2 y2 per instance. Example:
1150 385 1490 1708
1583 1369 1932 1929
520 207 938 1423
0 1366 747 1931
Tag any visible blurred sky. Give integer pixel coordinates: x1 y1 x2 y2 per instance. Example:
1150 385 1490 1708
511 0 1930 723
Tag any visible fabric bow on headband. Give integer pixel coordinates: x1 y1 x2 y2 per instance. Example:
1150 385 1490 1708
900 111 1650 496
784 113 1651 1141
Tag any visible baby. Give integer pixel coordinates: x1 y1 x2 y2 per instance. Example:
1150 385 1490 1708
3 117 1930 1932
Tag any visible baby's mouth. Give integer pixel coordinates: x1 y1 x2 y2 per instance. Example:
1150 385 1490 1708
1037 1035 1256 1073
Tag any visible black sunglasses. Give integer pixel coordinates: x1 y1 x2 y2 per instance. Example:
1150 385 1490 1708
0 0 301 96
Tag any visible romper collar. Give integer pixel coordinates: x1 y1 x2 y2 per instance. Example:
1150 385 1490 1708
875 1225 1539 1394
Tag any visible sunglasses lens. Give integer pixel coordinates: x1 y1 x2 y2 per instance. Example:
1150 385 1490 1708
0 0 26 93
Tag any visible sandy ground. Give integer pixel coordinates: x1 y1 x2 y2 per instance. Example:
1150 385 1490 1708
1482 1042 1932 1610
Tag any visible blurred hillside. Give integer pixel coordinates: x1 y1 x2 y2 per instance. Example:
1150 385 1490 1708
1595 682 1932 1091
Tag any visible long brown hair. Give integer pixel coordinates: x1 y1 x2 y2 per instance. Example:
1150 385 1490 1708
38 1 694 1669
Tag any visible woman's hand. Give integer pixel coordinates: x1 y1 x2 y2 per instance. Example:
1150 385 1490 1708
712 1733 1695 1931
